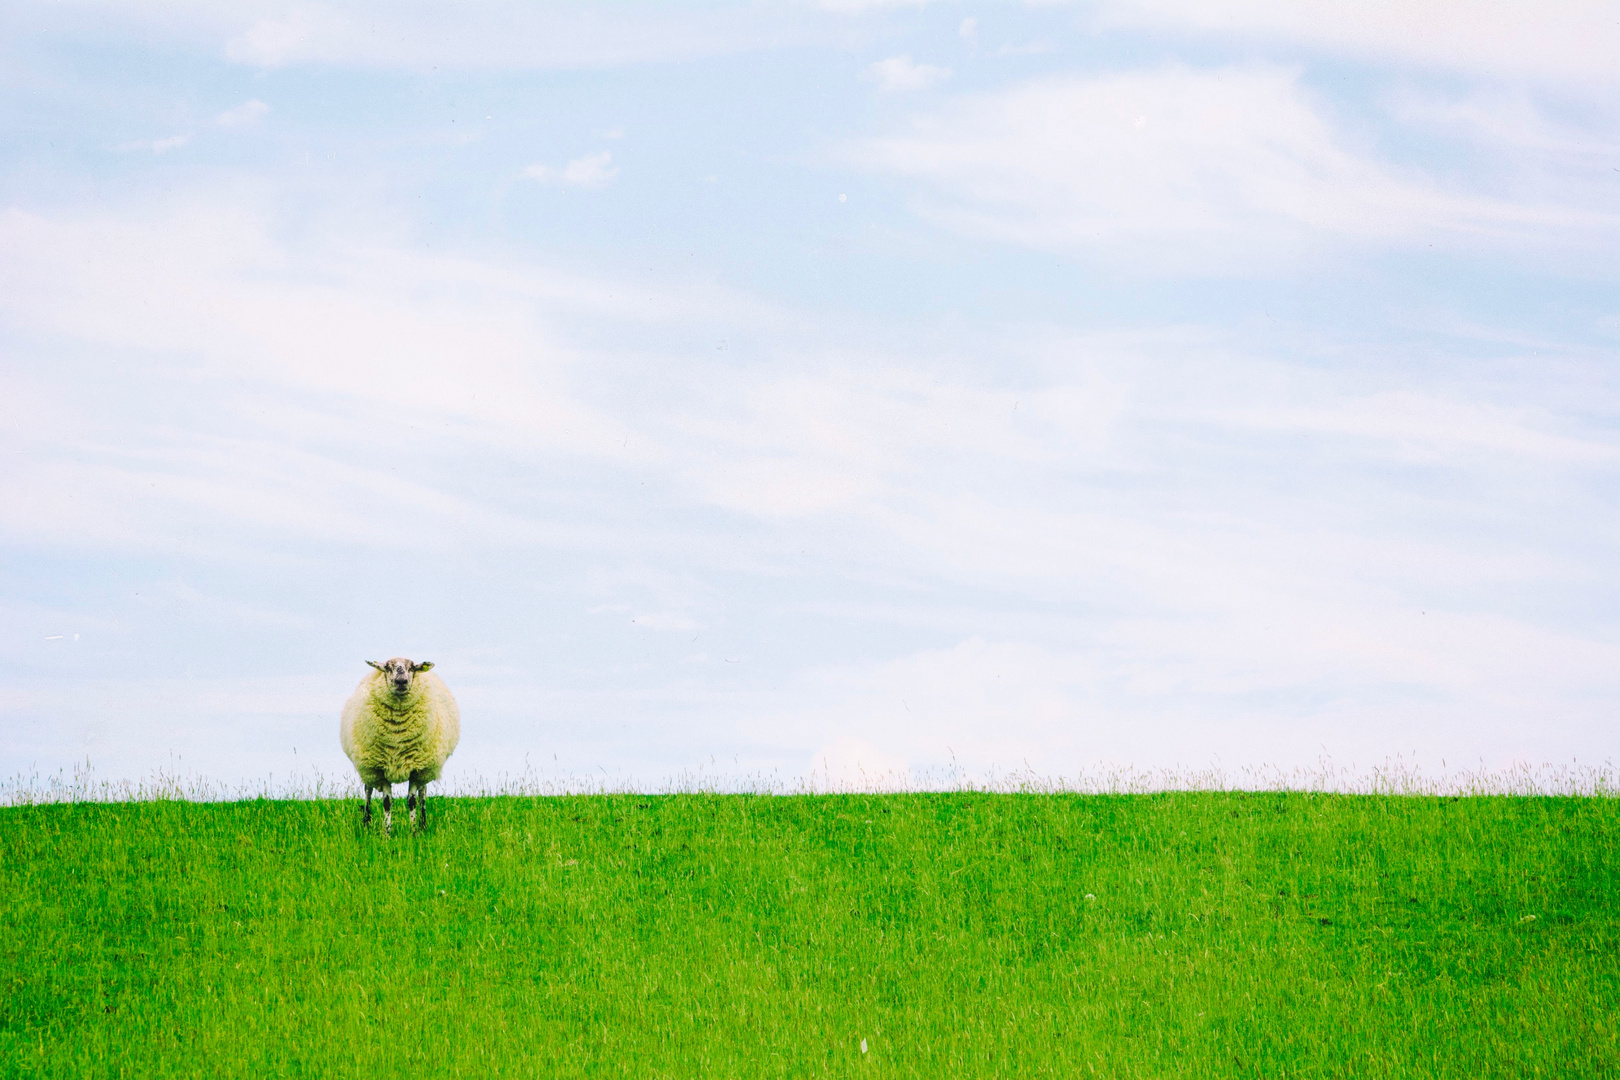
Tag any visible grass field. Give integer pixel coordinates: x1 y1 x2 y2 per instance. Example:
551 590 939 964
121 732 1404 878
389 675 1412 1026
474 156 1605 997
2 791 1616 1077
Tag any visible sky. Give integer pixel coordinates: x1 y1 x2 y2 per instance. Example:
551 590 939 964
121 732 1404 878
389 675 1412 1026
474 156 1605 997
2 1 1617 794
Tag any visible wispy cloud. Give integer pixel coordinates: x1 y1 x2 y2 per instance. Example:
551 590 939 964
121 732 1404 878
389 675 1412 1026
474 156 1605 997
214 98 270 128
866 54 951 92
7 0 1620 790
215 4 813 70
848 65 1617 273
116 133 192 154
524 151 620 189
0 199 794 556
1088 0 1620 84
993 40 1057 57
3 194 1617 784
821 0 937 11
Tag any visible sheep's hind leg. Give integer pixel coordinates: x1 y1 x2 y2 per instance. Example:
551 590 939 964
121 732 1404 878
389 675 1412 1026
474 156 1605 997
363 786 373 826
382 791 393 835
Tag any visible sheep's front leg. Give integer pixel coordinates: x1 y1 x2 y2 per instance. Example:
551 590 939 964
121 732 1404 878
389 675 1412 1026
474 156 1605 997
382 791 393 835
409 778 428 830
363 785 373 825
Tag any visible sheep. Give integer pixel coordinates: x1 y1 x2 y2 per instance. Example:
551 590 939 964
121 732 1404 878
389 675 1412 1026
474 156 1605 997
340 657 460 832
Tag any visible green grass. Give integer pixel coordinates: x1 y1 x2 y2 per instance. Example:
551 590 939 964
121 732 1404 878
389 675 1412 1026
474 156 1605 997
2 792 1616 1078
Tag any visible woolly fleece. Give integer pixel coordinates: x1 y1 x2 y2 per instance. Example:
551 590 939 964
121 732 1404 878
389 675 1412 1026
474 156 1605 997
340 668 461 788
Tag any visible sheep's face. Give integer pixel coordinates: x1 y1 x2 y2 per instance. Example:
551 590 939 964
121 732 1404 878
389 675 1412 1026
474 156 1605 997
367 657 434 697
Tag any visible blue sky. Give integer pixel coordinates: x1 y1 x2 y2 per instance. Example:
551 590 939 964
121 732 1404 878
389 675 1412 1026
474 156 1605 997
2 1 1617 792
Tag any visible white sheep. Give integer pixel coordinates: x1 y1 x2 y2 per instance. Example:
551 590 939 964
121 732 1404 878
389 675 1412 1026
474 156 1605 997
340 657 461 831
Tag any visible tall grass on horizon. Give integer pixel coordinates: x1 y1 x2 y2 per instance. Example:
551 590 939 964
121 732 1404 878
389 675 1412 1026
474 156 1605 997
4 755 1617 806
3 789 1617 1077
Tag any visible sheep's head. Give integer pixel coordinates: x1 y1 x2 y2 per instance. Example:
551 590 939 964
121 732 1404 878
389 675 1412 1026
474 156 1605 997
367 657 434 697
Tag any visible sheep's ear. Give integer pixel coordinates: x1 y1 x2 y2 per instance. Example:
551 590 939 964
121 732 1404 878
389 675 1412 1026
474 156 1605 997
366 660 385 672
413 661 434 672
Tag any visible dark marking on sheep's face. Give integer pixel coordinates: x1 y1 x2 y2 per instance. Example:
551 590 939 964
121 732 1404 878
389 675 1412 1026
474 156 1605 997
367 657 435 697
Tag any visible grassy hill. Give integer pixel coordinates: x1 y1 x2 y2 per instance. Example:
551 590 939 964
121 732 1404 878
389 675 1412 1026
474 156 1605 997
2 791 1616 1077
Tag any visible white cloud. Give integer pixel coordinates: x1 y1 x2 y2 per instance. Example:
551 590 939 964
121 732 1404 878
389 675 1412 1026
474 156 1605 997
210 3 812 70
1234 391 1620 467
820 0 935 11
32 0 1612 84
1391 89 1620 211
848 65 1616 272
0 196 813 563
214 98 270 127
3 195 1617 786
644 328 1620 781
656 320 1620 645
673 364 1106 518
110 98 270 155
223 4 345 66
993 40 1057 57
11 2 857 74
117 133 193 154
867 54 951 92
524 151 619 189
768 598 1620 781
0 202 730 553
1090 0 1620 85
